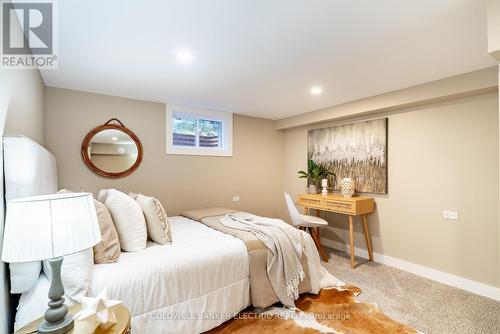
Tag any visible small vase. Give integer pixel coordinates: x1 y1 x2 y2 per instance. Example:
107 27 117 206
321 178 328 196
341 178 355 197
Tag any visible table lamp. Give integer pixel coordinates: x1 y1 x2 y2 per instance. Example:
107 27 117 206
1 192 101 334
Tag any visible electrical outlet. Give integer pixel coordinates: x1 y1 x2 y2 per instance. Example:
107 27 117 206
443 210 459 220
232 196 240 202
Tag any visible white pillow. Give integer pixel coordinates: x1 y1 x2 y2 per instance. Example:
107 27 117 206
42 248 93 305
14 273 50 331
97 189 147 252
129 192 172 245
9 262 42 294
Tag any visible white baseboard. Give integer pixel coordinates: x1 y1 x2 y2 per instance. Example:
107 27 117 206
320 237 500 301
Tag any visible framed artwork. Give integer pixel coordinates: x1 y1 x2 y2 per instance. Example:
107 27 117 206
308 118 388 194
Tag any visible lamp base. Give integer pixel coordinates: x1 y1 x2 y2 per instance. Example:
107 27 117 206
37 315 74 334
38 257 73 334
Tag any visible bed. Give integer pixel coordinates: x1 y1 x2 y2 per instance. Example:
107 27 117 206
182 207 334 308
90 216 250 333
14 217 251 333
4 136 250 333
5 136 340 334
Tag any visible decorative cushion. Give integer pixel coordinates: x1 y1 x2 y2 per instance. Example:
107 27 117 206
129 192 172 245
97 189 147 252
57 189 121 263
93 200 121 264
42 248 94 305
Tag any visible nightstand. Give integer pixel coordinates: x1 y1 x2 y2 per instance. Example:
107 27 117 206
15 304 130 334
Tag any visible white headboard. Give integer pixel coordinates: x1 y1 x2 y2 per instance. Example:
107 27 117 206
3 135 58 301
3 135 58 201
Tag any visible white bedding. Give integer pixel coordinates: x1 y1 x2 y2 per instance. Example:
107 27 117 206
16 216 251 333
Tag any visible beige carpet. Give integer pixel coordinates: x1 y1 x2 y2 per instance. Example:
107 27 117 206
322 248 500 334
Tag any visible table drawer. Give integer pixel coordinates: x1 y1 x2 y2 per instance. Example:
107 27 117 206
298 196 323 207
297 193 374 215
325 199 356 214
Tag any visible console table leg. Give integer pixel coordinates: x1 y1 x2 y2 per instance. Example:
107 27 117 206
348 215 356 269
361 214 374 261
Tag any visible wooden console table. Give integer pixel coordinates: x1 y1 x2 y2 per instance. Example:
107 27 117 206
298 193 375 269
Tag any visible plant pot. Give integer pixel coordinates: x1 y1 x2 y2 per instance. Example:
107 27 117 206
308 184 318 194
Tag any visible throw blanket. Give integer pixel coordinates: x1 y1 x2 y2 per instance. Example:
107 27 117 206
220 212 306 307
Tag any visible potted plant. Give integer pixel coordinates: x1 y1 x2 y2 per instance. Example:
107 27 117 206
298 159 335 193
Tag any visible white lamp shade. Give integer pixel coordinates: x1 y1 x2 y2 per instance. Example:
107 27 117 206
2 192 101 262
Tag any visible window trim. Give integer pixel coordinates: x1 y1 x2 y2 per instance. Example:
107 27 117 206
166 105 233 156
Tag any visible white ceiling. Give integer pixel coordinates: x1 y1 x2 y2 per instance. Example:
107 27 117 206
41 0 496 120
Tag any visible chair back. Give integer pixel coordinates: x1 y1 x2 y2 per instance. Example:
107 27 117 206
284 192 304 226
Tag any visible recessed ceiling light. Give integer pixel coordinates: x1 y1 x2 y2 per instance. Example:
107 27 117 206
310 85 323 96
111 137 118 141
176 48 194 64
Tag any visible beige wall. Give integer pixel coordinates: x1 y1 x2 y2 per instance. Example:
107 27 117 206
283 93 500 287
0 67 46 332
2 70 46 144
487 0 500 297
488 0 500 61
0 89 6 334
45 87 285 218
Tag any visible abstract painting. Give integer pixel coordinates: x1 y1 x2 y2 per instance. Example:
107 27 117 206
308 118 387 194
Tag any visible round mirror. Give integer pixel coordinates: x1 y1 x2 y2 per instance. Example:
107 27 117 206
81 119 143 178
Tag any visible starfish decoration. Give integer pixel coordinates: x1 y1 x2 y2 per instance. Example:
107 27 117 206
73 288 122 332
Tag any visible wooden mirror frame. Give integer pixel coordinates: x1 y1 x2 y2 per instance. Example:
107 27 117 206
81 118 143 178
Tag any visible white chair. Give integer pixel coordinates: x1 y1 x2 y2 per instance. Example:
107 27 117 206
284 192 329 261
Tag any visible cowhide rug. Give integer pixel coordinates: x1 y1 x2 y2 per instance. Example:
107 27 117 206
207 286 422 334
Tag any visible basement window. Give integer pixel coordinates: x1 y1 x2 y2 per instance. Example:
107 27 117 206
166 105 233 156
